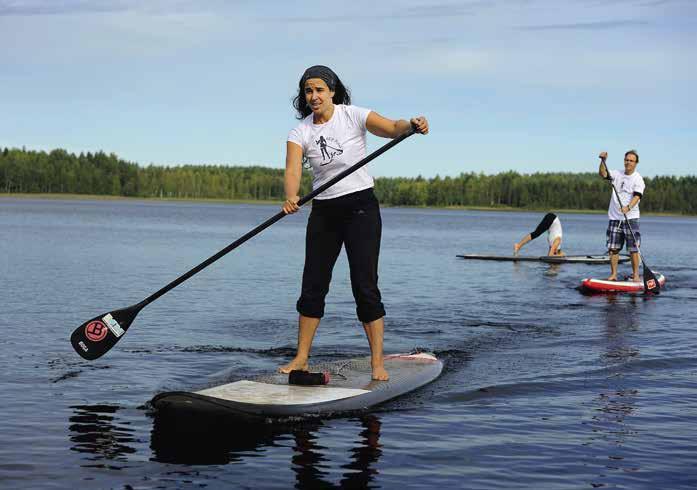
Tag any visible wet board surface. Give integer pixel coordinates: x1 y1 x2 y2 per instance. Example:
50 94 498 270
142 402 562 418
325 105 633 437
457 254 630 264
581 273 666 293
152 352 443 418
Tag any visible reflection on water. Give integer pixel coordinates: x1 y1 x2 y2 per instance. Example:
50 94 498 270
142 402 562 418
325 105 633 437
69 405 137 467
543 263 561 277
586 299 642 485
340 416 382 487
293 416 382 489
601 296 640 365
150 411 382 488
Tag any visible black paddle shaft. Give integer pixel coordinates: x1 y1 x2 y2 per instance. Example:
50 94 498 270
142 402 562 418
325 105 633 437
140 128 415 308
600 158 660 292
70 129 415 360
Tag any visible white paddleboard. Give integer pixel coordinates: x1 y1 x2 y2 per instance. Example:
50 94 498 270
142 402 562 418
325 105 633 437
152 352 443 418
457 254 630 264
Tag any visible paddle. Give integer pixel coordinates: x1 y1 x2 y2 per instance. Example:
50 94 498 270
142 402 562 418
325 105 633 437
600 157 660 294
70 128 416 360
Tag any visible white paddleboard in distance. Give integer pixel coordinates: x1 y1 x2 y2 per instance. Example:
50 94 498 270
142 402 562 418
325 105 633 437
152 352 443 418
581 273 666 293
457 254 630 264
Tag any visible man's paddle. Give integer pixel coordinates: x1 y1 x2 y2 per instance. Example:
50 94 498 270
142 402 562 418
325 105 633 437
70 128 416 360
600 157 660 294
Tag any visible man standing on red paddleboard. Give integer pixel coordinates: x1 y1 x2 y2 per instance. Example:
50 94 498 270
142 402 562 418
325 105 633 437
598 150 645 282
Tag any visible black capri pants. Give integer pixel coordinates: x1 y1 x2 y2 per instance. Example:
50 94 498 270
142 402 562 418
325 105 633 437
296 188 386 323
530 212 556 240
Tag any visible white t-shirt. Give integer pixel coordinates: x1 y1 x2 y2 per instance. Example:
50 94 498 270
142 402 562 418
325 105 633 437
288 104 374 200
607 169 645 220
547 216 563 247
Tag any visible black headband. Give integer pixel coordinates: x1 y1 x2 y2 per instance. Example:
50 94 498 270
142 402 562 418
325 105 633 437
300 65 338 91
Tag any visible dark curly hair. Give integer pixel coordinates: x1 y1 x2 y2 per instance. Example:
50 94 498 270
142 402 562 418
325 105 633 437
293 66 351 119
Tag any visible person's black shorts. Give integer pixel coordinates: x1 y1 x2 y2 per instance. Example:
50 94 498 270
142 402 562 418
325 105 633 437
297 188 385 323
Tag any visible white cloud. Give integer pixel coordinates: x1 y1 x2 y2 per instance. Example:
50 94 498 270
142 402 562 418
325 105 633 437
0 0 242 16
391 38 695 89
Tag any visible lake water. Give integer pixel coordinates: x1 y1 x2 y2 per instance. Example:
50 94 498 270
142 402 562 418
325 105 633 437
1 197 696 489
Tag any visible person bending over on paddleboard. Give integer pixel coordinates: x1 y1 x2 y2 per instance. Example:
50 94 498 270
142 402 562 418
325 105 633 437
279 65 429 381
598 150 645 282
513 212 564 257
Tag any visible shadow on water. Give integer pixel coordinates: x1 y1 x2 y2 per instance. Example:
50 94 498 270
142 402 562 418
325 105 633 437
69 403 384 487
150 411 383 489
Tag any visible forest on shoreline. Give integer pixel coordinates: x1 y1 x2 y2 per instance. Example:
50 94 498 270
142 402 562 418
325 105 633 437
2 147 695 214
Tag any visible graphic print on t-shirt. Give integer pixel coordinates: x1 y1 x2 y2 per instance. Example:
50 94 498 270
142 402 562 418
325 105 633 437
315 135 344 166
619 179 629 193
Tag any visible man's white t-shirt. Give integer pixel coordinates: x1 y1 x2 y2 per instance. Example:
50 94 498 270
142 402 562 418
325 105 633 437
607 169 645 221
547 216 563 246
288 104 374 200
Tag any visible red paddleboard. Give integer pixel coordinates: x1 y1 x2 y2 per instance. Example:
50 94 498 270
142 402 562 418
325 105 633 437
581 273 666 293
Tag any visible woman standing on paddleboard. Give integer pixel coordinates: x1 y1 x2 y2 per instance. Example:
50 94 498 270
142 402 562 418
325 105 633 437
279 65 428 381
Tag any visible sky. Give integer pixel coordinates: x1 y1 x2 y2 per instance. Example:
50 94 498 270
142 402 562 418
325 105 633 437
1 0 695 178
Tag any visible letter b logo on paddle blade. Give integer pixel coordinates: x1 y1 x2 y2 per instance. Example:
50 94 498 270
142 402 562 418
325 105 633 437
85 320 108 342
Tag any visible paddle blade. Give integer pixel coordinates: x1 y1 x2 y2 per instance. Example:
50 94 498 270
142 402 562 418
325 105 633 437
70 304 141 360
643 265 661 294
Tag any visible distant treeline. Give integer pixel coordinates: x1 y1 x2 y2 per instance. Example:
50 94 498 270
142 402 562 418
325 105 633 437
1 147 696 214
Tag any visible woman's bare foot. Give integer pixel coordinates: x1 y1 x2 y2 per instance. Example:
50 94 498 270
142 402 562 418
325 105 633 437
631 275 641 283
372 365 389 381
278 357 308 374
606 275 617 281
